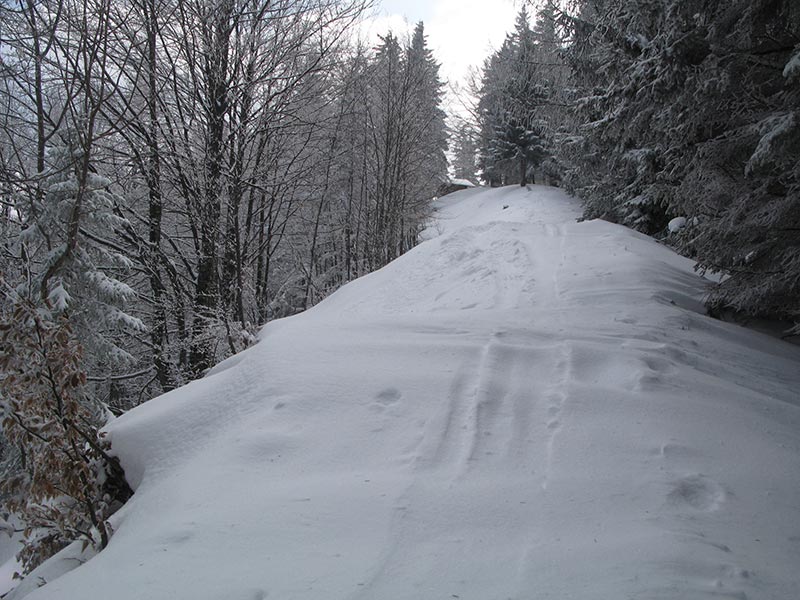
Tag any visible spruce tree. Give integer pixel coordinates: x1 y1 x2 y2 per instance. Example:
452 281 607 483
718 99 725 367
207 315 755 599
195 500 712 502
560 0 800 328
477 8 559 186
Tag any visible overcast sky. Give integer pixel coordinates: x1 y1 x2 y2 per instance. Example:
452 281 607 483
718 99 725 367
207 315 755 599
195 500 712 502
360 0 519 94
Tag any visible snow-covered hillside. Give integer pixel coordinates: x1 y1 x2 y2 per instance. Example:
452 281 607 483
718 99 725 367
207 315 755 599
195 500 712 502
11 185 800 600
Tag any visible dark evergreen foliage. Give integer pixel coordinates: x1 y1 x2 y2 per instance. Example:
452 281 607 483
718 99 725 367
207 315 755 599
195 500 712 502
560 0 800 328
473 0 798 327
477 5 568 187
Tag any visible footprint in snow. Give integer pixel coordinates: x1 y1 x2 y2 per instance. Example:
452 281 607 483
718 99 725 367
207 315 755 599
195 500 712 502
371 388 402 413
157 529 194 545
668 474 726 511
375 388 401 405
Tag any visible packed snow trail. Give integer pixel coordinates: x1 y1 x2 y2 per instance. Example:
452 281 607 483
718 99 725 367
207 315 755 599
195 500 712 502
11 186 800 600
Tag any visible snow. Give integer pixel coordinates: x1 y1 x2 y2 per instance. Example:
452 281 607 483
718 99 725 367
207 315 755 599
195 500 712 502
449 178 475 187
46 283 71 311
783 48 800 82
0 554 21 598
86 270 138 300
745 112 796 176
0 518 22 597
13 185 800 600
668 216 687 233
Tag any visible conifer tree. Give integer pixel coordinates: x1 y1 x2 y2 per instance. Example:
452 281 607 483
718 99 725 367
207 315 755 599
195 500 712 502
477 8 562 186
560 0 800 328
404 23 449 227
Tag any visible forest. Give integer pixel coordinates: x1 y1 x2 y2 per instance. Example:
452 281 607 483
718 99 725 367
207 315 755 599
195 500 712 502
0 0 798 584
458 0 800 325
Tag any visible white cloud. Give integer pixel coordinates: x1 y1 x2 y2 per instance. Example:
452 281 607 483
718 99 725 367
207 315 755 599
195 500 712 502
362 0 517 84
357 11 413 46
426 0 516 85
359 0 519 120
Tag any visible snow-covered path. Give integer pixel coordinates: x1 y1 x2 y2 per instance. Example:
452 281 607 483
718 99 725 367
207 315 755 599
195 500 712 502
14 186 800 600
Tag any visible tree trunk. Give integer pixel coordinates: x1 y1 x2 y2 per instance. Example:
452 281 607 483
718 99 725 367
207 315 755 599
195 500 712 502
519 153 527 186
189 1 233 376
143 0 171 391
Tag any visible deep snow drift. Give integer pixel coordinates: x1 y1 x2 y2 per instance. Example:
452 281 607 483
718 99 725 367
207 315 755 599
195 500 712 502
10 185 800 600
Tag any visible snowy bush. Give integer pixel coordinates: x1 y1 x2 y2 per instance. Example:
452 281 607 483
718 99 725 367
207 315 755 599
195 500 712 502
0 295 132 575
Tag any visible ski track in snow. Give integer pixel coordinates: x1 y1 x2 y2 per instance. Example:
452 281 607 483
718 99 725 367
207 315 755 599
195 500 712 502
12 185 800 600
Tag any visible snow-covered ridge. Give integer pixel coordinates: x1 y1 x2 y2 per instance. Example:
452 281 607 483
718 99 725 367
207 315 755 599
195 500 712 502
12 185 800 600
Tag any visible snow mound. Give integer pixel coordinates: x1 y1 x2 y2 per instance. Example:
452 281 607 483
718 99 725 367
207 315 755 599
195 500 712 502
15 185 800 600
668 216 686 233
